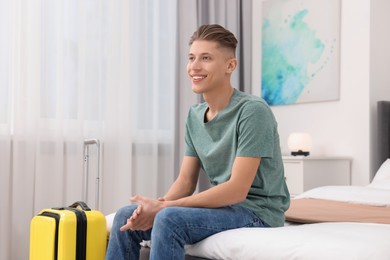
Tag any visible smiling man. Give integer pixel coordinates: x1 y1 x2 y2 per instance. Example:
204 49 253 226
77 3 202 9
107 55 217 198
106 24 290 260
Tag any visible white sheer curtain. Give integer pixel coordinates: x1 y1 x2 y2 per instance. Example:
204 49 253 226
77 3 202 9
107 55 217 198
0 0 178 259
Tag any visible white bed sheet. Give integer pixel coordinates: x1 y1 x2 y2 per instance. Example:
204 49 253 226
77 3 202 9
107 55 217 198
185 185 390 260
185 222 390 260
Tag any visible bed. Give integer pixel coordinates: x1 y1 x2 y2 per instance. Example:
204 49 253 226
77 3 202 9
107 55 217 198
184 161 390 259
106 159 390 260
106 100 390 259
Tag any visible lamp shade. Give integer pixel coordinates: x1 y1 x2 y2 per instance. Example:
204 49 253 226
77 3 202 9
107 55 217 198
287 133 312 156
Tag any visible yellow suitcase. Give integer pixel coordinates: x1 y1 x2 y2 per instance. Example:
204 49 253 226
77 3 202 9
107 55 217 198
29 201 107 260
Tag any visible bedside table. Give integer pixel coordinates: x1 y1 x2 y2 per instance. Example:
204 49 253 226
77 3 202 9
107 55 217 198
282 156 351 196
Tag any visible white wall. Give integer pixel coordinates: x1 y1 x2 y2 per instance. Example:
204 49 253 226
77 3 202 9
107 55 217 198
253 0 390 185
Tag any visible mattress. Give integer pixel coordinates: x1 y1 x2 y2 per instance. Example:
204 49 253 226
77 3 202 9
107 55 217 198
185 222 390 260
185 185 390 260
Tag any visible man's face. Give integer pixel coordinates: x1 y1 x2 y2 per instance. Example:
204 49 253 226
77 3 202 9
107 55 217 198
187 40 234 94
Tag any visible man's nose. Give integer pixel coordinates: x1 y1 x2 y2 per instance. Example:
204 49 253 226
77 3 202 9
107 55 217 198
189 58 201 70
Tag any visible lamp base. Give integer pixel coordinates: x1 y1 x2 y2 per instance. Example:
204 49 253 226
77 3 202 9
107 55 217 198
291 150 310 156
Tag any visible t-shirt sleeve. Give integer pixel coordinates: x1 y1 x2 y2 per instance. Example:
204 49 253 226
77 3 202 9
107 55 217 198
184 115 198 157
236 101 276 158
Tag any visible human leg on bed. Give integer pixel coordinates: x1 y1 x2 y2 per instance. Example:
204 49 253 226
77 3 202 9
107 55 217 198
106 204 268 260
149 205 269 260
106 204 152 260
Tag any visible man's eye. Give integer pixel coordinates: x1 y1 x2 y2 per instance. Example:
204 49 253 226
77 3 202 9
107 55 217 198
189 57 195 61
202 56 210 61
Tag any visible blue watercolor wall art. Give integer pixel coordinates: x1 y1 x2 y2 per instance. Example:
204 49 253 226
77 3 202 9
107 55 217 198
261 0 341 105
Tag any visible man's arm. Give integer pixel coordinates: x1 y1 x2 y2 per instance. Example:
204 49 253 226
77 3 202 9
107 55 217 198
165 156 260 208
121 156 260 231
162 156 201 200
119 156 200 231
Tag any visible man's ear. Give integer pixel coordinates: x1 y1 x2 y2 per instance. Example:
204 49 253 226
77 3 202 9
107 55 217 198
226 58 237 74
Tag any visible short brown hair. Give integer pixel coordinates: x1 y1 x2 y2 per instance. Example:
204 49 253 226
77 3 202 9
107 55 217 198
189 24 238 56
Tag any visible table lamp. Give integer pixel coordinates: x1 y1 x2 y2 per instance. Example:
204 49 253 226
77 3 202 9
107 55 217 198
287 132 312 156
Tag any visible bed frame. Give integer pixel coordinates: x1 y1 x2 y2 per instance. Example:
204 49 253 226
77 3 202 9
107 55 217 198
140 247 208 260
378 100 390 168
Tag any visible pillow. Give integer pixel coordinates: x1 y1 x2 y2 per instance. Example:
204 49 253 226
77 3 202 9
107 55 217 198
368 159 390 189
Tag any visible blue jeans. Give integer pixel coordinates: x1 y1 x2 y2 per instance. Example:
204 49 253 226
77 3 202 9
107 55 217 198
106 204 269 260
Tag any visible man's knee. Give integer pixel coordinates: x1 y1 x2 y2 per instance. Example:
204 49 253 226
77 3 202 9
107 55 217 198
152 207 189 246
154 207 180 228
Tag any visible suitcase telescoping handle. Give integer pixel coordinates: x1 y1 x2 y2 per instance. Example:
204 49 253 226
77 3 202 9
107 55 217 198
84 139 101 210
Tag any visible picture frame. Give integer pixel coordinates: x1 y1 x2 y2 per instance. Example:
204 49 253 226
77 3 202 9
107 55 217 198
252 0 341 106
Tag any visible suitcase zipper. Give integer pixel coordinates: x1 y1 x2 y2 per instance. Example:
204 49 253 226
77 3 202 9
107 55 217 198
39 212 60 260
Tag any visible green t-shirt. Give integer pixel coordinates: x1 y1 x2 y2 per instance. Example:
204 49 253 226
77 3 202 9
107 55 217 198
185 89 290 227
